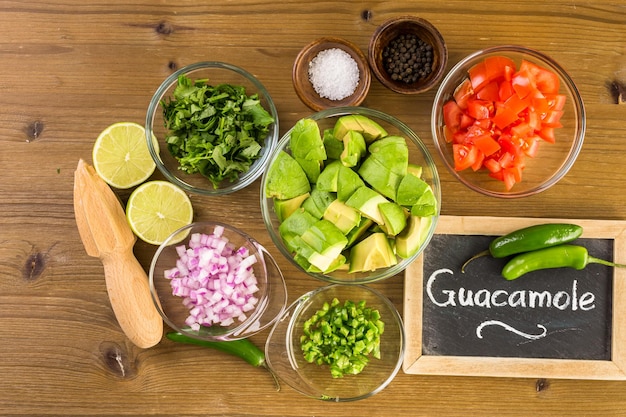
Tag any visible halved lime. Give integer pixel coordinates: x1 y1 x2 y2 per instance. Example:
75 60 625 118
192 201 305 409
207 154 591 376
92 122 158 189
126 181 193 245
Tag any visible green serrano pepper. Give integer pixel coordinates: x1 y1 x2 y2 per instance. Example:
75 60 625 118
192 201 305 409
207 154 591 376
166 332 280 391
502 244 626 280
462 223 583 272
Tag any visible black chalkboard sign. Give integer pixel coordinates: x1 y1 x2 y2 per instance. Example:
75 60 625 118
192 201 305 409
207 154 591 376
403 216 626 380
422 234 612 360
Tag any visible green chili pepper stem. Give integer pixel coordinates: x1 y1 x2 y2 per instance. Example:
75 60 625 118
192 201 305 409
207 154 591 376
166 332 280 391
502 244 626 280
462 223 584 272
461 249 490 273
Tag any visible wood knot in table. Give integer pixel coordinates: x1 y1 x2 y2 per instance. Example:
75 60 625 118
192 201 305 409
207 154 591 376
99 342 137 379
609 81 626 105
155 21 174 36
535 378 550 392
24 120 44 142
23 252 46 281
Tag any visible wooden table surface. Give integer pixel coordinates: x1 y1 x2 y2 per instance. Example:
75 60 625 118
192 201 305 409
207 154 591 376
2 1 626 416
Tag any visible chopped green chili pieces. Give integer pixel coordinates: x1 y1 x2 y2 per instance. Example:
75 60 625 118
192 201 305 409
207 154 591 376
161 74 275 188
300 298 384 378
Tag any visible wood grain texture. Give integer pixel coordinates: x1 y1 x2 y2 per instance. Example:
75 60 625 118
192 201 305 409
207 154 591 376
1 1 626 416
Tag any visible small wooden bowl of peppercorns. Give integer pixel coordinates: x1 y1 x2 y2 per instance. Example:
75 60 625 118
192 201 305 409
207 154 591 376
368 16 448 94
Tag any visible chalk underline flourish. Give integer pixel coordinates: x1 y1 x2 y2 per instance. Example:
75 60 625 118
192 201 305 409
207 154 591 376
476 320 548 340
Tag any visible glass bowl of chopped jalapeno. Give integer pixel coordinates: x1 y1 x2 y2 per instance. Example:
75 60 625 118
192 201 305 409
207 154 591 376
260 106 440 284
264 284 405 401
146 62 279 195
431 45 586 198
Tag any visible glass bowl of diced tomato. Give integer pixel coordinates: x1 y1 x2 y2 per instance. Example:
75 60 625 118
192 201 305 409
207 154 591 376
431 45 585 198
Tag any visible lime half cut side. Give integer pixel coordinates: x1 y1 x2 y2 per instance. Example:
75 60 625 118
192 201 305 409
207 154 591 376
126 181 194 245
92 121 158 189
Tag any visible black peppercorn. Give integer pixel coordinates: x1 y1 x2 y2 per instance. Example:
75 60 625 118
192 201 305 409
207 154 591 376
382 33 434 84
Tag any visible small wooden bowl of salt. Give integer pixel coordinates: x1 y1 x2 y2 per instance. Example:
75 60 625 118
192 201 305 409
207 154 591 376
292 37 371 111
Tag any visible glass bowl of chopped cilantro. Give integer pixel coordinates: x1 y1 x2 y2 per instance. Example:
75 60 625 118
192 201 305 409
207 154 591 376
260 106 440 284
146 62 279 195
264 284 405 401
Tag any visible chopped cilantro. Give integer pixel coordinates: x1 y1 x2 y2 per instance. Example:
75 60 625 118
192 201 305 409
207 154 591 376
161 75 275 188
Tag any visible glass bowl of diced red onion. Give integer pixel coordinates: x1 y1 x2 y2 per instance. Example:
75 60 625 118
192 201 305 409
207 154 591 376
148 221 288 341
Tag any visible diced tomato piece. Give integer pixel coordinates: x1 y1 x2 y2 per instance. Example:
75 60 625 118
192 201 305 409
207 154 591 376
511 67 537 99
483 157 502 173
498 80 515 101
472 134 501 156
469 61 489 92
471 149 485 171
542 110 564 128
522 136 541 158
443 100 465 133
501 168 517 190
453 144 479 171
453 79 474 109
476 81 500 102
530 91 550 114
493 93 529 129
537 126 556 143
466 98 494 120
519 59 560 94
484 56 516 82
510 121 533 139
546 94 567 111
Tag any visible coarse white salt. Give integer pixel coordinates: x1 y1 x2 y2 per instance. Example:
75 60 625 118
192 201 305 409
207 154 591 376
308 48 360 101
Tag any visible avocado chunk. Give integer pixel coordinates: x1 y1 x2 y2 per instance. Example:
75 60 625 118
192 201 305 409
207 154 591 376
340 130 367 168
323 199 362 235
295 157 322 183
395 215 434 258
323 129 343 160
332 114 388 144
265 150 311 200
407 163 423 178
290 118 327 161
378 202 407 236
345 217 374 248
349 232 397 273
278 208 318 252
337 164 365 202
274 192 310 222
367 136 409 176
300 219 348 264
358 155 403 201
410 186 438 217
396 172 430 206
345 186 388 225
291 235 346 273
316 159 343 192
302 186 335 219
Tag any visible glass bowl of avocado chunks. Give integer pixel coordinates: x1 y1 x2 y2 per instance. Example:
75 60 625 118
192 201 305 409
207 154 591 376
260 106 440 284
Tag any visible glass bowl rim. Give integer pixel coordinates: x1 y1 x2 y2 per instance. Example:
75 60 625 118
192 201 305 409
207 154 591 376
145 61 280 196
431 44 586 198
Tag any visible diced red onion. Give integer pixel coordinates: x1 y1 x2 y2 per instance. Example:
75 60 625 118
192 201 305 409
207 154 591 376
164 227 260 331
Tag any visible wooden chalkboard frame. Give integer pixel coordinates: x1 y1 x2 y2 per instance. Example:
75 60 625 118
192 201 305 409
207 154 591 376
403 215 626 380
